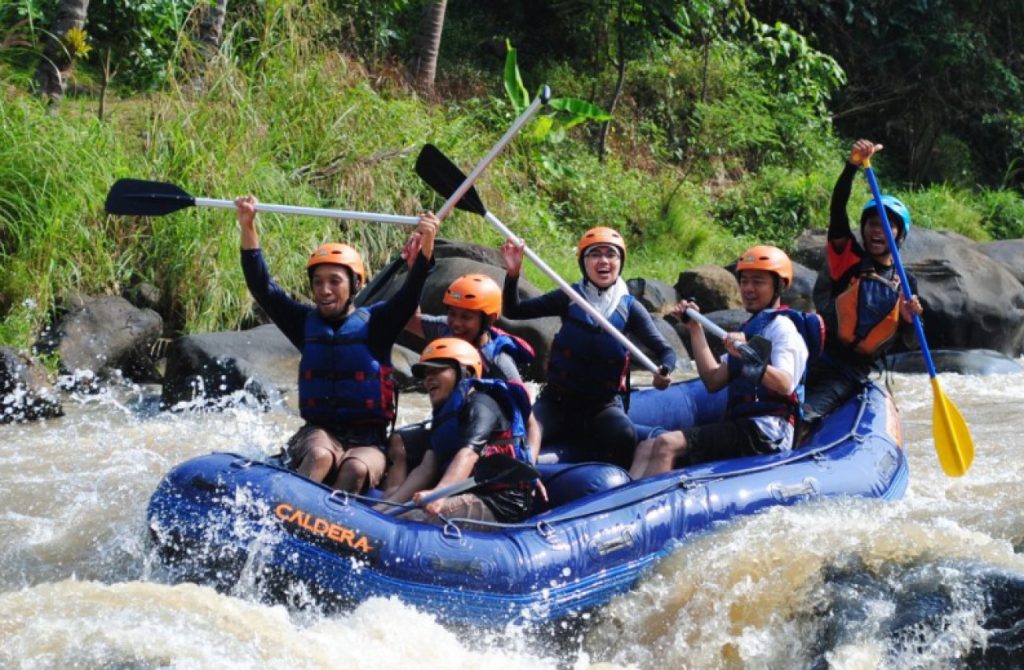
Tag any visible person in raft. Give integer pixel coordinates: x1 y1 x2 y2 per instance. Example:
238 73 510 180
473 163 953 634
802 139 923 426
235 195 438 493
384 273 539 493
630 246 811 477
383 337 534 525
500 227 675 468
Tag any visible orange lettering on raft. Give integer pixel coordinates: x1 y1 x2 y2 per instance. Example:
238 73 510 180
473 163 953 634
272 502 374 555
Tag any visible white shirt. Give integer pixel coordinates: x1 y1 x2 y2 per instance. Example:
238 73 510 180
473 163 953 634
721 314 809 450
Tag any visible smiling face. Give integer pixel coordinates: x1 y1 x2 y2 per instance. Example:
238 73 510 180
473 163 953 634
582 244 622 288
738 269 779 313
422 364 458 410
446 306 485 343
861 214 900 261
310 264 353 321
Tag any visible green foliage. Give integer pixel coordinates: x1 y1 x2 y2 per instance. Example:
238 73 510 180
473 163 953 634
748 20 845 118
713 166 834 250
754 0 1024 189
502 40 610 148
501 40 610 180
978 189 1024 240
902 186 990 241
85 0 189 89
326 0 412 60
2 0 1022 356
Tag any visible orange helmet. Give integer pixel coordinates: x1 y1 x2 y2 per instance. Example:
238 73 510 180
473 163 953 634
576 227 626 264
735 245 793 289
307 243 366 289
443 274 502 321
412 337 483 380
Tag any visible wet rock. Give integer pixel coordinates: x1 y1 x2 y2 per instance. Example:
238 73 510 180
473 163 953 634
673 265 742 313
883 349 1023 375
122 282 162 311
900 229 1024 355
791 229 828 272
626 277 678 315
39 295 162 386
0 347 63 423
160 324 298 411
783 260 817 312
977 239 1024 286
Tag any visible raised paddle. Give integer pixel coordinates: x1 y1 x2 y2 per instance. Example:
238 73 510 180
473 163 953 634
384 453 539 516
354 87 551 306
104 178 421 225
415 143 669 376
862 159 974 477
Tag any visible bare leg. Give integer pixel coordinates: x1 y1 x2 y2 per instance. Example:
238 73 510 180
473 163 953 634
629 438 655 479
333 446 387 493
643 430 688 477
293 428 341 483
383 432 408 496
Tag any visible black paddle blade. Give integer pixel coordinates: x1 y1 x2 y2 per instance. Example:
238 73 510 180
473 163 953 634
473 453 539 487
104 179 196 216
414 144 488 216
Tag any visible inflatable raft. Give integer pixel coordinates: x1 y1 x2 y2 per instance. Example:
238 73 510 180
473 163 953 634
146 380 908 626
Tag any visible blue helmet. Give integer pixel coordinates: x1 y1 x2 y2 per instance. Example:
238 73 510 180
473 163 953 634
861 195 911 244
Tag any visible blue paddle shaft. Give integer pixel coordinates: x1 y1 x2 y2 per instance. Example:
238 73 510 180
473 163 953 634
862 166 937 379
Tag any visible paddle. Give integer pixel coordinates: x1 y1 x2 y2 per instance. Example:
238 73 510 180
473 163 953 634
682 307 769 365
862 159 974 477
104 178 421 226
384 453 539 516
353 86 551 307
415 143 668 376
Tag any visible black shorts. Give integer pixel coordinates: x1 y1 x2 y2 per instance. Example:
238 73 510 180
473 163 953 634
681 418 777 466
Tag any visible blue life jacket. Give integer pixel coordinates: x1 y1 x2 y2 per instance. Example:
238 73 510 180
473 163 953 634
429 378 532 474
547 281 633 402
726 308 822 423
479 326 535 378
298 308 395 427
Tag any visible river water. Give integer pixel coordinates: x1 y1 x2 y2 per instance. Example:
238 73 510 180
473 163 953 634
2 368 1023 669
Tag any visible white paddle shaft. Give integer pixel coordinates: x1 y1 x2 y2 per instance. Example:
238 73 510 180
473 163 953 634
195 197 419 225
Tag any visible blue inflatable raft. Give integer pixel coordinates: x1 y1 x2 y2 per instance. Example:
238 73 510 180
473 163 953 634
146 380 908 626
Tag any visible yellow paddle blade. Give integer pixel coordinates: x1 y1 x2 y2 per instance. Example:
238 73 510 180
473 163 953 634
931 376 974 477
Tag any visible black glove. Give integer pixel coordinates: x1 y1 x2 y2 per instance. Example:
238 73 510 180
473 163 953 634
727 335 773 385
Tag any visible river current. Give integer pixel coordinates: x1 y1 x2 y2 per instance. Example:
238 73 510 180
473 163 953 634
2 368 1023 669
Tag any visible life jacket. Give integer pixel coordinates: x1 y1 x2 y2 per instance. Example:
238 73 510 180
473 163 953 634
547 282 633 402
725 307 823 424
298 308 395 427
429 378 532 480
479 326 535 377
834 257 902 357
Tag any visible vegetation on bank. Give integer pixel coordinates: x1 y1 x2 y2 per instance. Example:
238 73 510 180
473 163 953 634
1 0 1022 352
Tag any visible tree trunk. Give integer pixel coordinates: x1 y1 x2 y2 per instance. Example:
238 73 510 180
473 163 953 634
33 0 91 105
598 17 628 163
198 0 229 55
412 0 447 94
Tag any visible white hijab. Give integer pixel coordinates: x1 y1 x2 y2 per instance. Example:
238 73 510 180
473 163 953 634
581 277 629 319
